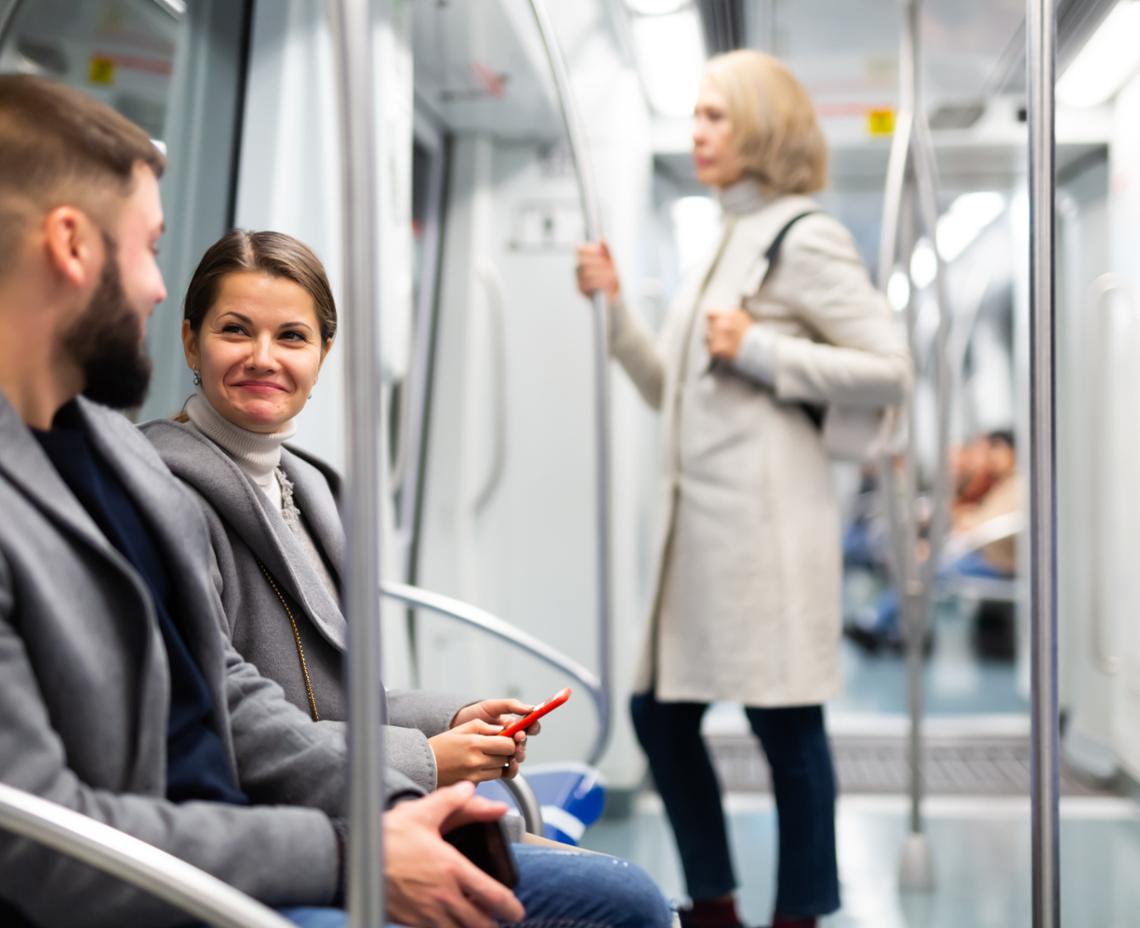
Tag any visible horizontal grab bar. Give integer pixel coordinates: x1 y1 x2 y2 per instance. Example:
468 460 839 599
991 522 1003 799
0 782 293 928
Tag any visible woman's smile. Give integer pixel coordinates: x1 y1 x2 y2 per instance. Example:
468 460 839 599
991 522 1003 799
184 271 331 433
232 379 288 394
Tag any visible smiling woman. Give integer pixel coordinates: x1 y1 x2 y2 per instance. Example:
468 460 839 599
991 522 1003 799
184 272 329 433
142 228 548 795
179 229 337 434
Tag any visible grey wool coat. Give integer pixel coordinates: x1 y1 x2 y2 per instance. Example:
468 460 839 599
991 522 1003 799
143 418 467 793
615 186 910 706
0 394 424 927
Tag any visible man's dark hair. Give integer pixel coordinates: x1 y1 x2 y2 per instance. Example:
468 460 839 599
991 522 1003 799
0 74 166 276
987 429 1015 452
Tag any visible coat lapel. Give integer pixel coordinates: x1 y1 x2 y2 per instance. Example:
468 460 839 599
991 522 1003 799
0 396 185 785
721 195 821 306
282 447 344 586
146 421 348 651
0 396 131 570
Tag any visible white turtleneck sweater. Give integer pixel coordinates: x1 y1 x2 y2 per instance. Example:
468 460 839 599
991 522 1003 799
185 392 339 602
717 174 769 217
716 176 780 387
185 391 296 511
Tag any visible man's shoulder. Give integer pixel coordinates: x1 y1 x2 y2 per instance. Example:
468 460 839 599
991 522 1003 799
78 399 173 469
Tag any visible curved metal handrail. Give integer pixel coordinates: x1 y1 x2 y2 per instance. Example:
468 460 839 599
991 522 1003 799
502 774 544 837
0 782 293 928
526 0 613 767
380 581 605 737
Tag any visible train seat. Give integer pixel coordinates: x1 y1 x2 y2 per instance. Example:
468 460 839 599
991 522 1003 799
479 763 606 846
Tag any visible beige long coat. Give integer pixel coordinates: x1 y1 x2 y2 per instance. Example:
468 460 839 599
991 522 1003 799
615 183 910 706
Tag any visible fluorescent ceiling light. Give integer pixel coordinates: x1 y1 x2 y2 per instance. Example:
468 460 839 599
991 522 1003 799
910 238 937 290
887 270 911 312
150 0 186 18
671 196 720 271
937 192 1005 262
1057 1 1140 107
631 7 706 118
624 0 690 14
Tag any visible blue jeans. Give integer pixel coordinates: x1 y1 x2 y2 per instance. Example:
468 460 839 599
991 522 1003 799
512 844 672 926
631 693 840 918
277 909 349 927
270 843 672 927
866 550 1012 637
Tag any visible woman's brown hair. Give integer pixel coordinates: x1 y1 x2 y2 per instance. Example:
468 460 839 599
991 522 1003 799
183 230 337 342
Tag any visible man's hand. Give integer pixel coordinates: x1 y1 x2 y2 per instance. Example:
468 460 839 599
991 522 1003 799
384 782 525 928
429 719 519 785
451 698 540 779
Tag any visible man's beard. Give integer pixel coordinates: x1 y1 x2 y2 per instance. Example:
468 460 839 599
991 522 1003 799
62 234 153 410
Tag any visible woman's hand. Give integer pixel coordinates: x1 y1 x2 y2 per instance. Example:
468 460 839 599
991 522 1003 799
429 719 519 786
450 698 538 779
576 241 621 301
705 307 753 362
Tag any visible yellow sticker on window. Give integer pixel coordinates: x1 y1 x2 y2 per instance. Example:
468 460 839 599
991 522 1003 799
867 108 896 137
88 56 115 86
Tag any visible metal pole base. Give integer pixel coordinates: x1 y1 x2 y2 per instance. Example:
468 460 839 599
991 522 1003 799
899 831 935 892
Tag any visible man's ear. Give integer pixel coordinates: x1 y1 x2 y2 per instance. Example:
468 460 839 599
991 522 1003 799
42 207 101 289
181 318 200 371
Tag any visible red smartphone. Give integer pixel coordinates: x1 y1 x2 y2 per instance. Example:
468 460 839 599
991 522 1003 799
499 687 571 738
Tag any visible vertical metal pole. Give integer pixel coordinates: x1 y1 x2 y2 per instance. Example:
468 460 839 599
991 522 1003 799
882 0 941 892
1027 0 1061 924
328 2 386 926
527 0 613 766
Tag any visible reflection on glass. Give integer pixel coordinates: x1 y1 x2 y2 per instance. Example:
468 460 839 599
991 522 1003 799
0 0 184 140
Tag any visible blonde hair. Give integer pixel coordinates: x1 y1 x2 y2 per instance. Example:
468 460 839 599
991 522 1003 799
704 50 827 195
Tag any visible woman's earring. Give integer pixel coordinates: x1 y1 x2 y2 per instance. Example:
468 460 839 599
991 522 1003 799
192 368 202 386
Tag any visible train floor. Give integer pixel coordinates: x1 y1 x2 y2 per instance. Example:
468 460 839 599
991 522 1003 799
584 592 1138 925
587 791 1140 927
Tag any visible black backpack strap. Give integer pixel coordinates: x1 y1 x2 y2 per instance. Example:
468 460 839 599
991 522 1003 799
763 210 826 431
762 210 821 281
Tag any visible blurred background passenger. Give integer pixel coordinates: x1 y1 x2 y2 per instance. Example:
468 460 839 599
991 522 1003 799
952 429 1021 577
846 430 1022 655
576 50 908 928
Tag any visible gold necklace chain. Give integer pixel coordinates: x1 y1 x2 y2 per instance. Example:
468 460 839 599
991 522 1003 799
256 559 320 721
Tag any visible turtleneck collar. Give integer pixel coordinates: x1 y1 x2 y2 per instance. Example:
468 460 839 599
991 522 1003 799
717 175 769 216
184 390 297 488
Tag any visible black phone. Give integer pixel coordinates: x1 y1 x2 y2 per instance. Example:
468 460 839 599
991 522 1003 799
443 818 519 889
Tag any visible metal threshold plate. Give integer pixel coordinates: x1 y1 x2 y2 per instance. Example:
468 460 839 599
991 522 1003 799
706 732 1110 797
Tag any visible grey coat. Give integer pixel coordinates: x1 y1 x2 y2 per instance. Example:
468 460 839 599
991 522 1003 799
143 418 467 793
0 394 424 927
615 193 910 705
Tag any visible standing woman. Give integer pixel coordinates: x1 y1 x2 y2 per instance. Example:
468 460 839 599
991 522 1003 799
577 51 909 928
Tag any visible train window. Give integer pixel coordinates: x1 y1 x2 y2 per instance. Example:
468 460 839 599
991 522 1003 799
0 0 185 141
